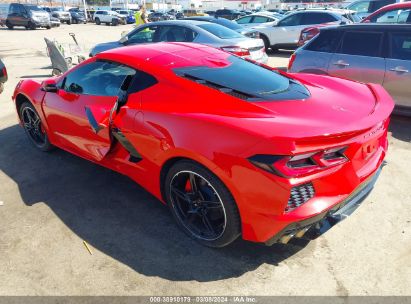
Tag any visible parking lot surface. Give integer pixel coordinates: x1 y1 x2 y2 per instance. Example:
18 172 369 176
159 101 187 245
0 24 410 296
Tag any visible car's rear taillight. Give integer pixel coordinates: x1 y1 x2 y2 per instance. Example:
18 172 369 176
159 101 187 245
249 146 348 178
2 67 7 79
288 53 296 71
298 27 320 46
221 46 250 57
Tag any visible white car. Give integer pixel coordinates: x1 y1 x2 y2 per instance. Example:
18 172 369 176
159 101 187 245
235 13 281 28
93 10 125 26
252 10 353 51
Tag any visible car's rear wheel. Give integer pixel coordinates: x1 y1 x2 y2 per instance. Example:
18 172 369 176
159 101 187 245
20 102 52 152
95 18 100 25
260 34 270 51
6 20 13 29
165 161 241 247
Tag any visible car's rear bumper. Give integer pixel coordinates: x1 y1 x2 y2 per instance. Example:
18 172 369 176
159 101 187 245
264 164 383 245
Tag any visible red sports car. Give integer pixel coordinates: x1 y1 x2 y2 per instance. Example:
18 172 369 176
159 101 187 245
12 43 394 247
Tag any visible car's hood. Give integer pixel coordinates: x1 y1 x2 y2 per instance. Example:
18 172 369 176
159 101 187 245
90 41 122 56
54 11 70 16
31 11 50 18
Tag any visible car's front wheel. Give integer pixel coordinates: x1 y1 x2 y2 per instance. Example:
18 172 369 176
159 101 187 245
165 160 241 247
20 102 52 152
95 18 100 25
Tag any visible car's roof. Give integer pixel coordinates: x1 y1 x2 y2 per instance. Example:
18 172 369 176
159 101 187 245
365 1 411 17
96 42 230 71
184 16 215 20
146 19 212 26
322 23 411 31
290 9 346 15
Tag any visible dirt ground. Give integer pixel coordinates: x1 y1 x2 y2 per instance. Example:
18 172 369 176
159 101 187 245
0 23 410 296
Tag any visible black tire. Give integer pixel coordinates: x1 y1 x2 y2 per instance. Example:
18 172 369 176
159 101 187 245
95 18 100 25
67 20 71 25
270 45 279 53
261 34 270 51
19 102 53 152
28 21 36 30
46 25 51 29
112 18 118 26
164 160 241 248
6 20 13 29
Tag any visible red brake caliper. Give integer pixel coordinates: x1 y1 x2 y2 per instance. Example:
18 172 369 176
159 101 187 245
185 179 192 192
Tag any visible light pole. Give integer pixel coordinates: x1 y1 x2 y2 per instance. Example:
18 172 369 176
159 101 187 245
83 0 87 20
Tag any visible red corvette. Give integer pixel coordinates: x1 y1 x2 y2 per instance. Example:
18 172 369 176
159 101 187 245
12 43 394 247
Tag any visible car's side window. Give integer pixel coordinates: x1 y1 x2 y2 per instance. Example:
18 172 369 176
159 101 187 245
237 16 252 24
278 14 302 26
158 26 198 42
306 30 343 53
301 13 337 25
252 16 269 23
127 25 161 44
389 32 411 60
62 61 136 96
338 31 383 57
398 9 411 23
371 9 411 23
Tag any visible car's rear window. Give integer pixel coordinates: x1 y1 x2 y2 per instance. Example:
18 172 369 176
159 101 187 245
214 18 243 30
197 23 243 39
174 56 310 101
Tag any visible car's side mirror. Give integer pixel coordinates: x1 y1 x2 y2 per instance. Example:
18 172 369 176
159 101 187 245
41 80 58 93
119 35 128 44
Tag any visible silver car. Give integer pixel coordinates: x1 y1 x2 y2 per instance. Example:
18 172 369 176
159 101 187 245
90 20 268 64
289 24 411 115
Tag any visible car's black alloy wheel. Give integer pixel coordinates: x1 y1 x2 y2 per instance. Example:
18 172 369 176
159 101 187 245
20 102 52 151
165 161 241 247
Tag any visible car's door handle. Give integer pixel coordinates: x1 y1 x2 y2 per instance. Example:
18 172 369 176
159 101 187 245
333 60 350 67
389 66 409 73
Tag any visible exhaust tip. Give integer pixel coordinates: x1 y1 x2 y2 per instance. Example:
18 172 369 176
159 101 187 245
295 227 310 238
279 233 294 244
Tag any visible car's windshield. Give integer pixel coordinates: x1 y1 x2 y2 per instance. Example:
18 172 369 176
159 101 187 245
51 7 64 11
26 5 43 11
198 23 243 39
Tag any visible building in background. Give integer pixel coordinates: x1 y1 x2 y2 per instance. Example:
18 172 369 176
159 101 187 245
202 0 263 10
